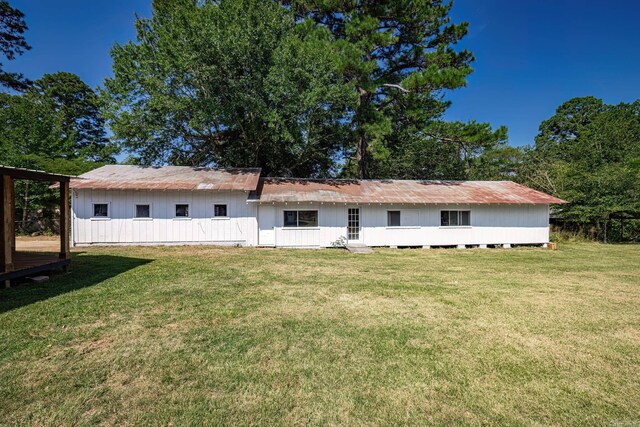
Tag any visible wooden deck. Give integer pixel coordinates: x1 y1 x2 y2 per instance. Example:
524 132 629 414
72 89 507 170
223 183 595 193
0 252 70 282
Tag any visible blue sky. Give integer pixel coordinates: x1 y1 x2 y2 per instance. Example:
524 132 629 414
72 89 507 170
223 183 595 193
6 0 640 148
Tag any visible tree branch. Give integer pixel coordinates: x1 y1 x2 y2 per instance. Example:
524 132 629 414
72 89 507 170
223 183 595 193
381 83 410 93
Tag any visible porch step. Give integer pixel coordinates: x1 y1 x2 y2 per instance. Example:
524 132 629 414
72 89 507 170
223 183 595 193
345 243 373 254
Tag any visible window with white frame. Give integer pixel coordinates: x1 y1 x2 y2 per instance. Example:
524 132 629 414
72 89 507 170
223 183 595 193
135 204 151 218
283 210 318 227
440 210 471 226
387 210 401 227
214 204 228 217
93 203 109 218
175 204 190 218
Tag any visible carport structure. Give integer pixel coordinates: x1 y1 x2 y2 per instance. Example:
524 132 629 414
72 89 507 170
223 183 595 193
1 166 72 287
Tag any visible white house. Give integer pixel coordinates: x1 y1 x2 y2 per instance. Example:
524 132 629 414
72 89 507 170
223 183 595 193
69 165 564 248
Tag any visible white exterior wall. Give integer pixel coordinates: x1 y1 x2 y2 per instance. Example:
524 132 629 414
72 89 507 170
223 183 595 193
263 203 550 248
72 190 550 248
72 189 257 246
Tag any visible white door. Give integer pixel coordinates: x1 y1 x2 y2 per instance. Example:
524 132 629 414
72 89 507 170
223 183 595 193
347 208 361 243
258 205 276 246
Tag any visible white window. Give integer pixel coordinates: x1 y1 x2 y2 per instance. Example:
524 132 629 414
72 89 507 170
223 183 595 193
387 210 401 227
441 210 471 227
135 204 151 218
214 204 228 217
92 203 109 218
283 210 318 227
175 204 190 218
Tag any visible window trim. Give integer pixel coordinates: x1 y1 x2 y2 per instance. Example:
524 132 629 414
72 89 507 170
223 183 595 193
282 209 319 229
133 203 152 220
91 202 110 220
174 203 191 220
439 209 472 228
213 203 229 220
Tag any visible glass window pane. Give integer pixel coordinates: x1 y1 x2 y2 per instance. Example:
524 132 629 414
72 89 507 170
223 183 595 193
214 204 227 217
440 210 449 226
461 211 470 226
450 211 459 226
136 204 150 218
94 204 108 217
388 211 401 227
298 211 318 227
284 211 297 227
176 204 189 217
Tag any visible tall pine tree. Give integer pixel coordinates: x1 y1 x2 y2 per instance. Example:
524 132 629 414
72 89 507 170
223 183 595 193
285 0 474 178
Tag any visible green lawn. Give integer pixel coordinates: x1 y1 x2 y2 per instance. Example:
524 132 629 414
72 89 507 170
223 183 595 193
1 244 639 425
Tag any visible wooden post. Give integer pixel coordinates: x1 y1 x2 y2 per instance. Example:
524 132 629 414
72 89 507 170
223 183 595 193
59 180 71 265
2 175 14 277
9 176 15 255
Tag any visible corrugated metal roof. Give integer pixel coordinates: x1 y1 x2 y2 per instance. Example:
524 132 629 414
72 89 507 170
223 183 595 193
250 178 565 204
70 165 261 191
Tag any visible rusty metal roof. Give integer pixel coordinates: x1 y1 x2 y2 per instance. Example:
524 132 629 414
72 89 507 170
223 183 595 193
250 178 565 204
70 165 261 191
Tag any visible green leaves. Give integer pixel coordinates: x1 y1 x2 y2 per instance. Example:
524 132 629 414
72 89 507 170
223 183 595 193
288 0 475 177
104 0 352 176
105 0 482 178
0 0 31 90
523 97 640 235
0 71 113 232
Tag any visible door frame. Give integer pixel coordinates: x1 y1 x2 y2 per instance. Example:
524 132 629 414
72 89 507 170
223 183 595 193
258 205 276 246
347 206 362 243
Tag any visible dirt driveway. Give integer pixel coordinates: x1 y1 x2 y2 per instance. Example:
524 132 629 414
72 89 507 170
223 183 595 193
15 236 60 252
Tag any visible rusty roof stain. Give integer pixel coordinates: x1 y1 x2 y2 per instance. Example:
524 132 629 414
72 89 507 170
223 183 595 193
70 165 261 191
250 178 565 204
70 166 564 204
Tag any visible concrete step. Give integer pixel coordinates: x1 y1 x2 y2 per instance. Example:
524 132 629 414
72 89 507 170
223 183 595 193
346 244 373 254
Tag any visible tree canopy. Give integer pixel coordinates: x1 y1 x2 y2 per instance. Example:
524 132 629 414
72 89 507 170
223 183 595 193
284 0 475 178
104 0 505 178
0 72 117 232
519 97 640 240
104 0 354 177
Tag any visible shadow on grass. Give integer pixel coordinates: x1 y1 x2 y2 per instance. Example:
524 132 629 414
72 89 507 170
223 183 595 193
0 253 152 314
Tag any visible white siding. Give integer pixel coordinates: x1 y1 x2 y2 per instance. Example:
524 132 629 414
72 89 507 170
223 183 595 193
72 191 550 248
73 189 257 246
265 203 550 248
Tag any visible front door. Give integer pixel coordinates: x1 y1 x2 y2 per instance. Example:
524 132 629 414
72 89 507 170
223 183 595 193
347 208 361 242
258 205 276 246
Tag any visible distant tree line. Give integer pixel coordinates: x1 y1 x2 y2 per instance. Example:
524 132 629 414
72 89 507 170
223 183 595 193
1 0 638 241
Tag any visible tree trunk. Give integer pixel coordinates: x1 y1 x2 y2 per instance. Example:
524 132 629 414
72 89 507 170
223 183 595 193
355 87 371 179
356 132 369 179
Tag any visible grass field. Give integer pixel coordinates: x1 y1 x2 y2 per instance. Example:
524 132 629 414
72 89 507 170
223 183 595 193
1 243 639 425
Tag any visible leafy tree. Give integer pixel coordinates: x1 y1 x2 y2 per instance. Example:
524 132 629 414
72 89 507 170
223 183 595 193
521 97 640 241
367 120 509 180
0 0 30 91
104 0 354 177
284 0 474 178
31 72 115 162
534 96 605 161
0 72 116 232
